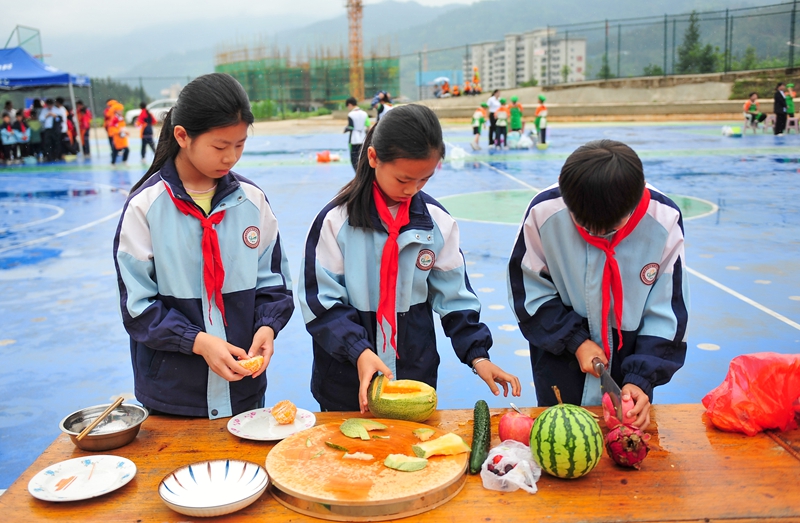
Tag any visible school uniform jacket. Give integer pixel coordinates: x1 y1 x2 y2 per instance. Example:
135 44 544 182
299 191 492 411
507 183 689 407
113 159 294 418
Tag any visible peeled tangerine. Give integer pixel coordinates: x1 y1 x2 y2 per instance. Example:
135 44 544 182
272 400 297 425
239 356 264 373
602 393 651 469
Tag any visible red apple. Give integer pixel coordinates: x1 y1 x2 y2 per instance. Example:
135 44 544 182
498 411 534 445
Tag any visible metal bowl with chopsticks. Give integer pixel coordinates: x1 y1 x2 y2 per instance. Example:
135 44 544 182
59 403 149 451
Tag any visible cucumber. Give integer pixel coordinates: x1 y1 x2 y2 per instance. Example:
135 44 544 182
469 399 491 474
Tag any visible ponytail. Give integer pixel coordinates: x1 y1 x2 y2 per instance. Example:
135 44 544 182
332 104 445 228
129 73 254 194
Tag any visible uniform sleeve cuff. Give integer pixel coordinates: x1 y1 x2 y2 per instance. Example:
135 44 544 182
565 326 590 354
347 338 373 366
465 347 490 366
179 324 202 355
623 374 654 401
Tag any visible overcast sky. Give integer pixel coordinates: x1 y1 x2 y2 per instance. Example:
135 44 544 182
4 0 479 38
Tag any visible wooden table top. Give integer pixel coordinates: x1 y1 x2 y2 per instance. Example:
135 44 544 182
2 404 799 522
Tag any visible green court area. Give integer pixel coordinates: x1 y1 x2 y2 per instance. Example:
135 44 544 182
438 189 717 224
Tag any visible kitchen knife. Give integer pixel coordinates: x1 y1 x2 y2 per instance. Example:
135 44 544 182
592 358 635 424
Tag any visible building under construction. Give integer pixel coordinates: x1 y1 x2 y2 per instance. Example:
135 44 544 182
214 44 399 110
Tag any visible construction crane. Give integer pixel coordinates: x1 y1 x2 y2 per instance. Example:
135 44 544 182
346 0 364 101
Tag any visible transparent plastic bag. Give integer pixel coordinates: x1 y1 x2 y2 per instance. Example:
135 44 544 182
479 440 541 494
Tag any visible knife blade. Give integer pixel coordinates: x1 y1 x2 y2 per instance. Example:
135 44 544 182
592 358 634 424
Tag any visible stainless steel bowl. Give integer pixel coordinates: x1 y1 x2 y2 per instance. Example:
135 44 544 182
59 403 149 451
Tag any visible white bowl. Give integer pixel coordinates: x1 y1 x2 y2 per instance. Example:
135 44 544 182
158 459 269 517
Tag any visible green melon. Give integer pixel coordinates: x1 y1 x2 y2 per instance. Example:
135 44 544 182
529 386 603 479
367 375 437 422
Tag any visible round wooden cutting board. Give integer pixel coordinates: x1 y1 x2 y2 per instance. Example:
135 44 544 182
266 419 468 521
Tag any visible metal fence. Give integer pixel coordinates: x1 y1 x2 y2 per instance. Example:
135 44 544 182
396 1 800 100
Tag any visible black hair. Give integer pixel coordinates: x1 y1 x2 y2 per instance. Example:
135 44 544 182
749 91 758 97
76 100 84 105
140 101 147 109
55 97 64 104
130 73 254 193
559 139 645 234
777 82 786 89
45 98 54 105
491 89 500 97
332 104 445 228
346 97 358 106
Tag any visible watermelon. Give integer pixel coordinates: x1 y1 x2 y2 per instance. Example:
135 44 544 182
530 386 603 479
367 375 437 422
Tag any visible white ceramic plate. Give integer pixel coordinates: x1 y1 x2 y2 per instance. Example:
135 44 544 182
28 455 136 502
227 407 316 441
159 459 269 517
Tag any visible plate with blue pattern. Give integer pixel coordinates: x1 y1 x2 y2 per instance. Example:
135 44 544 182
28 455 136 502
159 459 269 517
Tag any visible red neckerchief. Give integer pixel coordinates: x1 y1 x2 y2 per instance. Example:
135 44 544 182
372 181 411 359
4 124 11 133
573 188 651 359
163 181 227 326
18 121 25 133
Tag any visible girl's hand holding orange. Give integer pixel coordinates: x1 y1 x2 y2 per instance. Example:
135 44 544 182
192 331 252 381
246 326 275 379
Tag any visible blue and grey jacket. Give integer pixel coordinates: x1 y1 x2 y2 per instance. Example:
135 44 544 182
299 191 491 411
507 183 689 406
113 159 294 418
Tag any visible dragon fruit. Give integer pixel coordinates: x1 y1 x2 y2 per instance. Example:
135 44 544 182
601 392 651 469
605 424 651 469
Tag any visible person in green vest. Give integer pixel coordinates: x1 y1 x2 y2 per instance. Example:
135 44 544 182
470 102 487 151
786 83 795 118
509 96 524 133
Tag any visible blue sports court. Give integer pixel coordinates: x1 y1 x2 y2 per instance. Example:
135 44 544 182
1 121 799 488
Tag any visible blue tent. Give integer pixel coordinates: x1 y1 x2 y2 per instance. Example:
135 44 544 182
0 47 90 90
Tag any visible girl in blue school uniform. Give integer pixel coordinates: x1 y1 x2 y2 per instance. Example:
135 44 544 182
299 104 521 412
113 73 294 419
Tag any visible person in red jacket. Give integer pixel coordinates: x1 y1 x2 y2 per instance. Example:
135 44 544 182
76 100 92 155
136 102 157 162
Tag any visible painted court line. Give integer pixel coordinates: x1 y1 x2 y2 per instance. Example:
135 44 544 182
687 267 800 332
445 141 540 191
0 211 123 255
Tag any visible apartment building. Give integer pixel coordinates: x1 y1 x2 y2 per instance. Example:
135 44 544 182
465 28 587 90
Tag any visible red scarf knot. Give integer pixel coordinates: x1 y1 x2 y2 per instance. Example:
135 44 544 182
163 181 227 326
573 188 651 359
372 182 411 359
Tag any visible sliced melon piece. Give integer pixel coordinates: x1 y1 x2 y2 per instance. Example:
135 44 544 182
411 432 471 459
412 428 436 441
343 452 374 461
384 454 428 472
340 418 387 440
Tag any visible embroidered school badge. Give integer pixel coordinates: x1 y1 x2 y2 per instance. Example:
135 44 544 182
640 263 659 285
242 226 260 249
416 249 435 270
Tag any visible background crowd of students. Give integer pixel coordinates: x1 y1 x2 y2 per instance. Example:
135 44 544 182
0 97 91 164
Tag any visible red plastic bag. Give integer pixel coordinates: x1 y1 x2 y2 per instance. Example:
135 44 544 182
702 352 800 436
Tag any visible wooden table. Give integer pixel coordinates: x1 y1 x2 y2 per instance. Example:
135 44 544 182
2 404 799 522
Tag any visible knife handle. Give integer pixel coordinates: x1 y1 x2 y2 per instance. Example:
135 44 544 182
591 357 605 377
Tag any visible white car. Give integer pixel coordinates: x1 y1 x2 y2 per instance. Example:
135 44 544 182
126 99 177 125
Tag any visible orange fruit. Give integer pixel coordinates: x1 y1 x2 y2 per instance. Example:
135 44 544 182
238 355 263 373
272 400 297 425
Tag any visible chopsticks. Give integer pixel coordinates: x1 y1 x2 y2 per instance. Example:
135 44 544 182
76 397 125 441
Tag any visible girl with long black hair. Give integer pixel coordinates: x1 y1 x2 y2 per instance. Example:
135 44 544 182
114 73 294 418
299 103 521 412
